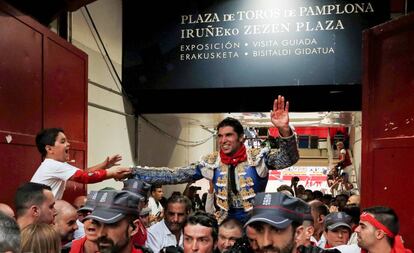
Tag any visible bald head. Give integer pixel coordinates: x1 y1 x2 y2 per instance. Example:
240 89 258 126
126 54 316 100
0 203 15 219
54 200 78 243
55 200 76 215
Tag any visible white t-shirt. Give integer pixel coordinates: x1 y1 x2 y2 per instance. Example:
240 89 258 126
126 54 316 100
148 196 164 215
148 196 164 226
31 158 78 199
146 219 183 253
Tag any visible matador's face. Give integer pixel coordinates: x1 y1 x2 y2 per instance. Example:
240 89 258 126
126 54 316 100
217 126 243 156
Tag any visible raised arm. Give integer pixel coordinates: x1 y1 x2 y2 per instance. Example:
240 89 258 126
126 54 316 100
266 95 299 169
271 95 292 137
265 136 299 169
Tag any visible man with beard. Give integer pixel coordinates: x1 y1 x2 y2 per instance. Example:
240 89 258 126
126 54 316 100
146 195 192 253
355 206 412 253
245 192 340 253
245 192 309 253
53 200 79 252
85 190 143 253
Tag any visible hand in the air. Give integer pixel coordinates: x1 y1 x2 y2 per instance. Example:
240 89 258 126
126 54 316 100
104 154 122 169
271 95 291 137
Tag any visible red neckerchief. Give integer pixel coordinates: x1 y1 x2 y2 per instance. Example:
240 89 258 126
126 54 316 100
360 212 413 253
325 242 333 249
220 145 247 166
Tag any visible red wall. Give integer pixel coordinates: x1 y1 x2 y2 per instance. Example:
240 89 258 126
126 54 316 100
0 2 88 207
362 13 414 249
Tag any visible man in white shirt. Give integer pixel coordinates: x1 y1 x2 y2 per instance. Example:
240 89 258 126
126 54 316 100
146 195 191 253
148 183 164 225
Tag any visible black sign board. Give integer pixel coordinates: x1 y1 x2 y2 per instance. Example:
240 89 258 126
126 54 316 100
123 0 389 113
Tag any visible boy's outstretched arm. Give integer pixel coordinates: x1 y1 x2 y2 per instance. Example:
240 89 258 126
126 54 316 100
86 154 122 172
69 166 131 184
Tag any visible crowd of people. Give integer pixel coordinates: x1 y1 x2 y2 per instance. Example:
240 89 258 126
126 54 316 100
1 180 411 253
0 95 411 252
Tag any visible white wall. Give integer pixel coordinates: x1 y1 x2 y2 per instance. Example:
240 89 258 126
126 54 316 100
137 114 215 197
71 2 215 194
71 0 135 191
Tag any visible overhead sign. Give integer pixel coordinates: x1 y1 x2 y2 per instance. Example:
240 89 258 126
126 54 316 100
123 0 388 91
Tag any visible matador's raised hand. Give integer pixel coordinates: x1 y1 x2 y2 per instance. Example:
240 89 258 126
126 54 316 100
270 95 291 137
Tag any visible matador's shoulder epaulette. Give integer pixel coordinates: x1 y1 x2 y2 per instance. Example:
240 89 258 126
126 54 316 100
201 151 219 166
247 147 268 165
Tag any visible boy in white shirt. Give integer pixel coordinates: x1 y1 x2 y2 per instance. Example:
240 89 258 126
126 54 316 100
31 128 131 199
